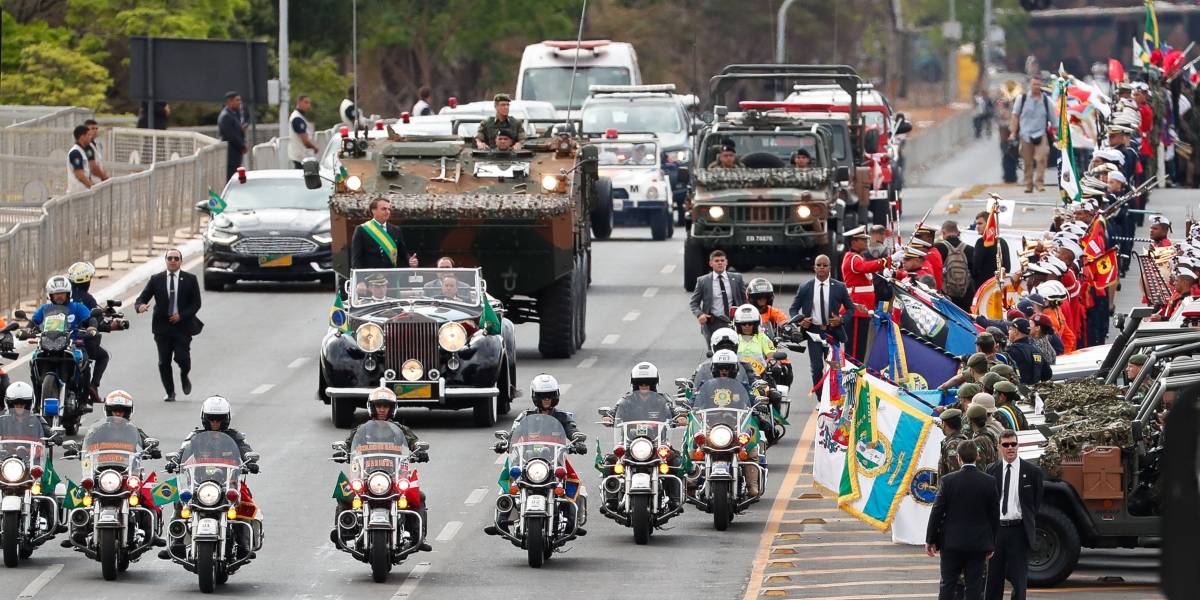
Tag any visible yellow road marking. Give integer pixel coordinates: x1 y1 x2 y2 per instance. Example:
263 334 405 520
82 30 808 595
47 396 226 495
764 578 940 590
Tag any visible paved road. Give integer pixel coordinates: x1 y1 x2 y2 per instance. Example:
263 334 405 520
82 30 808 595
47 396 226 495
2 133 1178 599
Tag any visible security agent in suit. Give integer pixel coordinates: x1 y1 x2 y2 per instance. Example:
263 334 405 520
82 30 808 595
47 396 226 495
788 254 855 386
351 197 418 270
985 429 1043 600
926 439 1000 600
135 249 203 402
217 91 247 180
689 250 747 346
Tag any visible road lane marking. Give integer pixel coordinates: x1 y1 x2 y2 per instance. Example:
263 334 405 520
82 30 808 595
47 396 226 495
643 287 659 298
390 561 431 599
759 593 932 599
464 487 488 505
251 384 275 395
288 357 309 369
660 264 676 274
601 334 620 345
18 563 63 598
770 566 939 577
764 579 940 591
622 310 640 322
435 521 462 542
576 357 597 369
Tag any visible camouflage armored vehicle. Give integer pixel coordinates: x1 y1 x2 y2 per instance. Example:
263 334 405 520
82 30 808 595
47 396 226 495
312 123 598 359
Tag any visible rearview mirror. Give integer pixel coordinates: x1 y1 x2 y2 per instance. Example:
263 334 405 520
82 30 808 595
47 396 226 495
13 310 27 320
331 441 347 452
494 430 508 440
302 158 323 190
143 437 160 450
194 199 211 214
245 452 260 463
62 440 81 454
895 120 913 135
414 441 430 453
699 111 714 125
597 406 613 418
836 166 851 182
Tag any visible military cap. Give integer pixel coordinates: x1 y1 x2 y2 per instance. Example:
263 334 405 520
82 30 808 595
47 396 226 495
366 273 389 285
979 372 1003 392
1177 266 1198 281
1089 162 1118 175
1128 353 1148 366
869 224 886 233
1006 308 1025 320
1149 214 1171 229
994 380 1019 395
916 223 937 234
910 238 933 248
845 225 869 239
991 363 1016 378
1011 318 1031 335
720 138 736 152
493 93 512 103
972 393 997 413
966 352 989 368
957 382 982 399
1108 170 1127 185
903 246 927 259
1093 147 1125 165
1107 124 1134 134
966 403 988 419
940 407 963 421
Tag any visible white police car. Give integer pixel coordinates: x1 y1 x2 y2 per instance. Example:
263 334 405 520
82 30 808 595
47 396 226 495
593 133 674 240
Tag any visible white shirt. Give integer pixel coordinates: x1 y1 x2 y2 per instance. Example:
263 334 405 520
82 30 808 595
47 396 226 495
287 109 314 163
811 277 831 325
999 457 1022 520
66 143 92 193
710 272 731 316
412 99 432 116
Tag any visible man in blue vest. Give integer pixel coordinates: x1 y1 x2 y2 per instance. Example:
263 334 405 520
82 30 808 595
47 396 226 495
351 197 418 269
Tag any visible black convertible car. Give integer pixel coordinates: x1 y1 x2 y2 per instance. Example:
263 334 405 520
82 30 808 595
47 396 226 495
319 268 518 428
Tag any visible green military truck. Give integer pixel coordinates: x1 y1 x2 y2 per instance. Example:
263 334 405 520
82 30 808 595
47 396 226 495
313 124 597 358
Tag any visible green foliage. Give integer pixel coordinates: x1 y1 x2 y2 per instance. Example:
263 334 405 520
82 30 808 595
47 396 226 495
1 10 73 71
65 0 251 39
0 42 110 109
287 50 352 129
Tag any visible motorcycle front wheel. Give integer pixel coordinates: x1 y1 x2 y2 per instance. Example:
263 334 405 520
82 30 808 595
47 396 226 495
525 516 546 568
99 528 119 580
369 529 391 583
631 495 652 545
711 480 732 531
2 511 19 567
197 540 217 593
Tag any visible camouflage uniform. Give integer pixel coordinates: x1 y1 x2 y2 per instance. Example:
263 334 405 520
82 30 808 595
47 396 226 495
938 431 968 476
969 427 998 466
476 115 526 148
706 157 745 169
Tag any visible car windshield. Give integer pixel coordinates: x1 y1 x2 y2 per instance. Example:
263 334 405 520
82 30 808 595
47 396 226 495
583 102 684 135
702 132 825 166
82 417 142 471
595 142 659 166
350 268 481 307
221 177 330 211
521 67 631 110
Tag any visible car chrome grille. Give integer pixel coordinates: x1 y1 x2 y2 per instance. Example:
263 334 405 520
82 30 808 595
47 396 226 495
384 319 439 377
733 204 786 223
230 236 317 256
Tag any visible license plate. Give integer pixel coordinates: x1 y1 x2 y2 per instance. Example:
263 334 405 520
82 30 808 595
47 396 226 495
612 199 625 211
196 518 219 536
369 509 390 525
745 235 775 243
711 462 731 476
630 473 652 490
392 382 434 399
869 190 889 200
525 495 547 512
98 511 119 524
258 255 293 267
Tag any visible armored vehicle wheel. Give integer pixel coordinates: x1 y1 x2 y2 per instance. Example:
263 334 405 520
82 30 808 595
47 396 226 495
650 208 671 241
683 238 706 292
1028 505 1080 587
537 268 579 359
591 178 614 241
331 397 356 429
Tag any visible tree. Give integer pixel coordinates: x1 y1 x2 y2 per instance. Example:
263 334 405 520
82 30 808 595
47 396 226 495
286 49 352 129
0 42 110 108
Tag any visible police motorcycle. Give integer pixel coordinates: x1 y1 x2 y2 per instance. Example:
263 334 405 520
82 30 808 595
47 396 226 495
596 400 686 544
330 420 430 582
13 305 102 436
685 375 770 531
491 414 589 568
0 405 63 567
60 417 162 580
162 432 262 593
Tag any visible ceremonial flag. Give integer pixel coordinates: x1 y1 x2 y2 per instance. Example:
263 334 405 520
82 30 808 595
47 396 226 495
138 472 158 507
1083 218 1117 293
150 475 179 506
891 411 944 545
981 203 999 248
402 470 422 508
1108 58 1125 84
866 319 961 391
329 293 350 333
497 457 513 492
1143 1 1160 62
1134 37 1149 68
813 367 852 493
562 460 582 501
1056 74 1082 204
39 456 61 491
479 298 502 335
63 479 86 510
207 190 227 215
332 472 354 501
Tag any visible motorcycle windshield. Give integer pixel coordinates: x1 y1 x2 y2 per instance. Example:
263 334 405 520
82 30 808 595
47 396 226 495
614 394 672 444
81 417 141 472
0 413 47 466
350 420 409 475
692 379 751 427
510 414 567 463
180 431 242 486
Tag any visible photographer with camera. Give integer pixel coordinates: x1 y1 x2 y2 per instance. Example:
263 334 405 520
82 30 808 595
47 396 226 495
68 261 128 403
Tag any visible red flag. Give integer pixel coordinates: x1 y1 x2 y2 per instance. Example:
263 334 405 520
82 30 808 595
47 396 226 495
403 469 422 508
1108 59 1125 83
1085 248 1118 292
139 472 158 508
1164 50 1186 78
234 481 259 519
981 206 999 247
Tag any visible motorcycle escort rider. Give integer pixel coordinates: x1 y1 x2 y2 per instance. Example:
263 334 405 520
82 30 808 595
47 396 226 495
692 328 755 389
599 363 687 509
2 382 53 438
335 387 432 552
29 275 99 403
68 262 112 404
695 350 765 498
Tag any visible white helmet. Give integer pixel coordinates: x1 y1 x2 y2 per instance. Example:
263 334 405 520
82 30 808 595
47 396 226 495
4 381 34 409
630 362 659 390
45 275 71 298
1035 281 1069 303
530 374 560 408
367 387 398 419
103 389 134 419
201 395 232 430
68 261 96 284
711 349 740 378
1043 256 1068 276
733 304 759 333
710 327 738 351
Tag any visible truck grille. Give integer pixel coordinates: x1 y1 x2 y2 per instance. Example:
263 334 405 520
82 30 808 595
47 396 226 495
733 205 786 223
231 236 317 256
384 319 439 377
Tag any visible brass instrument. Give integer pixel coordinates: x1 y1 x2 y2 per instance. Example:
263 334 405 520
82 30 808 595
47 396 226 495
1149 244 1178 265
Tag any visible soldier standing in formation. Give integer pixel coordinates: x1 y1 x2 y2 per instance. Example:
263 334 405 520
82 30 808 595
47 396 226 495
937 408 968 477
965 404 999 467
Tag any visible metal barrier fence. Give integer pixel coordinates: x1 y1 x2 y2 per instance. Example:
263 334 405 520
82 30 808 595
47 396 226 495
250 128 336 170
0 154 145 203
2 106 95 129
0 127 215 164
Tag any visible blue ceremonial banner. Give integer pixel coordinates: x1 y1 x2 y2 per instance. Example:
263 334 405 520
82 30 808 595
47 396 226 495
891 285 979 357
867 316 961 390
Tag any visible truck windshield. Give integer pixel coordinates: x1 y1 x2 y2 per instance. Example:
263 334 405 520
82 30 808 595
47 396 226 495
521 67 631 110
583 102 683 135
702 132 824 166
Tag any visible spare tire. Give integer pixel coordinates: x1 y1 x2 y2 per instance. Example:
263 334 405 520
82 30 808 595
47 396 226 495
740 152 786 169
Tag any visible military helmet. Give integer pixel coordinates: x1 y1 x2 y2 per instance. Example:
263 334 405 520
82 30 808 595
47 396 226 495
530 374 560 408
710 327 738 351
630 362 659 391
104 389 134 419
367 386 399 420
711 349 740 378
68 261 96 284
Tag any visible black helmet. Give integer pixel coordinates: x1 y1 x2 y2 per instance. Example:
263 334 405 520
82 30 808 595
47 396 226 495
201 396 232 431
367 387 399 420
630 362 659 391
530 374 560 408
747 277 774 310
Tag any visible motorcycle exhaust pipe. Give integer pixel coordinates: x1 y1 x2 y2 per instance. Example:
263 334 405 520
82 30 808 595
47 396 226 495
168 520 188 539
603 477 623 494
495 495 514 514
337 511 359 531
70 509 91 528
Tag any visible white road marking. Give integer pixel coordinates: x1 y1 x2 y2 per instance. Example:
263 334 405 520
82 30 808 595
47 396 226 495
660 264 676 274
464 487 489 505
622 310 641 322
576 357 597 369
643 287 659 298
390 561 431 599
288 357 309 369
435 521 462 542
18 563 63 598
494 454 508 465
601 334 620 345
251 384 275 395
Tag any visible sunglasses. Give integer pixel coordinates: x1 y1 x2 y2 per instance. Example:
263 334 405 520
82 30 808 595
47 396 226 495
1000 442 1018 448
166 256 182 262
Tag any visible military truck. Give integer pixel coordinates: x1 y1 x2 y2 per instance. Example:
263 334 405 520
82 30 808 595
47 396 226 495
311 123 598 358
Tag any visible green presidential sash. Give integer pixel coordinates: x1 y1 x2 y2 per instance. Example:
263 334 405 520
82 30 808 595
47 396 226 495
362 219 398 266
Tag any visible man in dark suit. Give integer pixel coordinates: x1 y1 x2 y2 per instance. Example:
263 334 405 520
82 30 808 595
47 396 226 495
135 249 202 402
688 250 746 346
985 429 1044 600
927 439 1000 600
351 197 418 270
217 91 246 180
788 254 855 385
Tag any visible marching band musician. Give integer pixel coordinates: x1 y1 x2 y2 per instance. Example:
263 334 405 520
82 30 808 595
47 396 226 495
840 226 893 361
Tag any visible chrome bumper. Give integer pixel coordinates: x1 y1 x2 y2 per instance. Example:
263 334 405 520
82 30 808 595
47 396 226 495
324 385 499 401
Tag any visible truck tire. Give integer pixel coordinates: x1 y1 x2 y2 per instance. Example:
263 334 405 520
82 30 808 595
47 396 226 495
1028 505 1081 588
317 367 330 403
590 178 614 241
537 269 578 359
650 208 671 241
683 238 706 292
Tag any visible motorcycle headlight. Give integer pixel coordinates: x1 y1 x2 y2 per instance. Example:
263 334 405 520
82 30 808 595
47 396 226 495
629 438 654 461
709 425 734 449
438 322 468 352
97 470 122 493
707 206 724 220
367 472 392 496
0 458 24 483
401 359 423 381
525 460 550 484
196 482 222 506
356 323 384 353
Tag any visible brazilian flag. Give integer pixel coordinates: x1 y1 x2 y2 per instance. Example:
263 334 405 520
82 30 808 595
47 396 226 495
40 456 61 491
332 472 354 502
593 440 605 474
151 477 178 506
207 190 227 215
680 412 700 473
479 298 502 335
497 458 512 492
771 405 790 427
334 165 349 184
63 480 86 510
329 294 351 333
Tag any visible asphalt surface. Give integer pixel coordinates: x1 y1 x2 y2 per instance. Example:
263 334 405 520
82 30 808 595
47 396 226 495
2 133 1182 599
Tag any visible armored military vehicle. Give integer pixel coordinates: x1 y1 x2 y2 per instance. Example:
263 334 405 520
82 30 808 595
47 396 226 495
312 122 598 359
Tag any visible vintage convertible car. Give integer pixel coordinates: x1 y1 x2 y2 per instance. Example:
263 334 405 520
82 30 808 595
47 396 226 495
318 268 517 428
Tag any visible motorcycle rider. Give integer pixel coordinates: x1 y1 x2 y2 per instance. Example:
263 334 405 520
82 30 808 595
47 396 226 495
335 387 431 552
695 349 764 498
29 275 99 408
599 363 687 509
67 262 110 404
96 390 160 546
747 278 788 335
733 304 776 373
2 382 53 439
692 328 756 389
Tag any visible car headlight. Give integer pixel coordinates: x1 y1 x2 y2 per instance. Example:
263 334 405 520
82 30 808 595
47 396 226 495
707 206 724 220
346 175 363 192
0 458 24 483
97 470 123 493
629 438 654 461
207 228 239 245
312 230 333 244
438 322 468 352
525 460 550 484
796 205 812 219
667 149 690 163
541 175 560 192
401 359 423 381
196 482 222 506
367 472 392 496
646 185 659 200
709 425 734 449
356 323 384 353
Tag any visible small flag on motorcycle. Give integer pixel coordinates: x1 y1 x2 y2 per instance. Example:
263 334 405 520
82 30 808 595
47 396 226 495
332 472 355 502
593 440 605 474
151 476 179 506
497 457 512 492
63 479 85 510
207 190 228 215
40 456 61 490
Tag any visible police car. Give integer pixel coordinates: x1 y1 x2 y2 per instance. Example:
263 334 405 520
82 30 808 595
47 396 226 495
591 132 674 240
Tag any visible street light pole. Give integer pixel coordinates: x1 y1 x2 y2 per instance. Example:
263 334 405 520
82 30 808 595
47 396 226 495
776 0 798 64
981 0 993 91
277 0 289 168
947 0 958 103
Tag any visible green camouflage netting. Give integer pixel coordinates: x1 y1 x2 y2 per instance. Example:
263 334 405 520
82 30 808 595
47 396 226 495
693 167 830 190
1034 380 1136 478
329 193 574 220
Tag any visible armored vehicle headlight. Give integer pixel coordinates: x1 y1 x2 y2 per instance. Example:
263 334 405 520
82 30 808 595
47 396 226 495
646 186 659 199
541 175 560 192
346 175 363 192
401 359 424 381
356 323 384 353
796 205 812 219
707 206 725 220
438 322 468 352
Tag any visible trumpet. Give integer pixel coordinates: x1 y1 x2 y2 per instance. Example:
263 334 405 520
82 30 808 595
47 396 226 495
1149 244 1177 265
